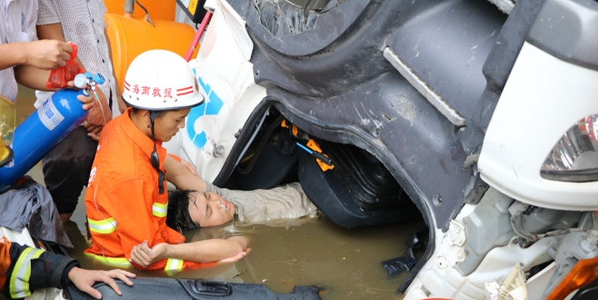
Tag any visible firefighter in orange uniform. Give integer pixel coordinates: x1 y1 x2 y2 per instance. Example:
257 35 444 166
84 49 248 273
0 236 134 299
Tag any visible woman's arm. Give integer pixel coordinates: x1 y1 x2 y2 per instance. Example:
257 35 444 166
164 154 207 192
130 236 249 268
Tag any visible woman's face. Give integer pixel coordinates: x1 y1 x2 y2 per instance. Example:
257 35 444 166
154 108 190 142
188 191 236 227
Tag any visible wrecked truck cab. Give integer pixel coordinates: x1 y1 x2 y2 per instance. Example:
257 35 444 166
165 0 598 299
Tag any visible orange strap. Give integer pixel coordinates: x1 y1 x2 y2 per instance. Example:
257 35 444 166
307 139 335 172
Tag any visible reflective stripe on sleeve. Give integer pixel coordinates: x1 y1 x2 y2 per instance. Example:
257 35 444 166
152 202 168 218
165 258 183 276
10 247 44 298
86 253 132 267
87 217 117 234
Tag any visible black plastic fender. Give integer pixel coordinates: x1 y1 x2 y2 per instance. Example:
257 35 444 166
65 277 322 300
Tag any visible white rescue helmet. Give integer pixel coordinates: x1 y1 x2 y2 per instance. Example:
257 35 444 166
122 49 204 111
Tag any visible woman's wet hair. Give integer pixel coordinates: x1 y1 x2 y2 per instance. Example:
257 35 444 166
167 189 201 231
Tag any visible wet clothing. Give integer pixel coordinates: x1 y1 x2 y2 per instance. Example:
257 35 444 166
85 108 206 272
207 182 319 225
0 0 38 102
41 127 97 216
0 178 71 248
36 0 120 217
0 237 78 299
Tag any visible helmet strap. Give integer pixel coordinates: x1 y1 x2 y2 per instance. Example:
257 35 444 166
149 111 165 194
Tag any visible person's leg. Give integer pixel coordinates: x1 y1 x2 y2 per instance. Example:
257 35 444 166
42 127 97 223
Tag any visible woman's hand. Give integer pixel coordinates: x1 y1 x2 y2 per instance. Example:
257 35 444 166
218 249 249 263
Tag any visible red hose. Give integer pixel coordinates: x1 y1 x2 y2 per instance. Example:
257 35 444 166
185 11 213 61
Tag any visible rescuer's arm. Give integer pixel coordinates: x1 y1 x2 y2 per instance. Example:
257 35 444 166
11 30 71 90
0 237 135 299
0 40 71 72
0 236 75 298
10 38 75 91
66 267 135 299
100 179 165 263
35 21 85 71
36 22 112 139
130 236 249 268
1 0 70 89
80 87 112 141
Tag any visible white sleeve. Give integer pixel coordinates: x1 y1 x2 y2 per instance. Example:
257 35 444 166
37 0 61 26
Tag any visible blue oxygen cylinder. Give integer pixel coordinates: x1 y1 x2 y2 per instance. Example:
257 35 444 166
0 73 104 191
0 89 87 190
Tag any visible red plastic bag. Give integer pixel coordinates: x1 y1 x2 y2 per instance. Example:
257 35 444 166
46 42 85 89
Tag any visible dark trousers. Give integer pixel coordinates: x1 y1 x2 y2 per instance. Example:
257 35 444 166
42 126 97 215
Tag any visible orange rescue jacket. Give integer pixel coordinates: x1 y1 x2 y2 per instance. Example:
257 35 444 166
85 108 210 273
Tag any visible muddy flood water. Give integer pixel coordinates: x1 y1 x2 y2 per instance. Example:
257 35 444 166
18 87 427 300
63 216 425 300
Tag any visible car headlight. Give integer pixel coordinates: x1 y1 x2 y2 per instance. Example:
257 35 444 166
541 114 598 182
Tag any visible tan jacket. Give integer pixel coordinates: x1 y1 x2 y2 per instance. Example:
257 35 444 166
209 182 319 225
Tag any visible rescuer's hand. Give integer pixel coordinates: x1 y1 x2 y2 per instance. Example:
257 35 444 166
68 267 136 299
78 87 111 140
22 40 73 69
130 240 167 268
